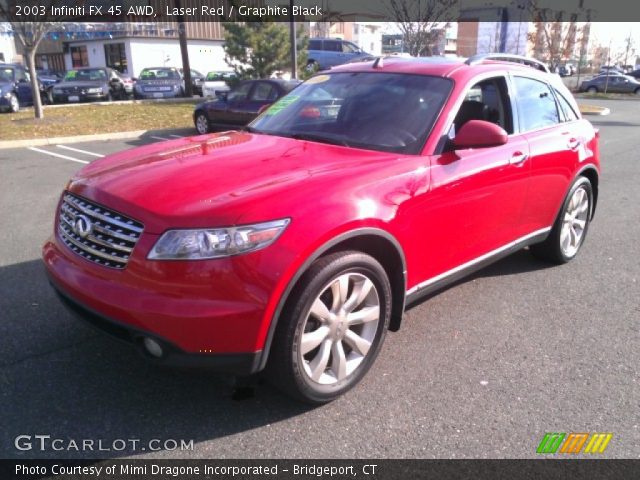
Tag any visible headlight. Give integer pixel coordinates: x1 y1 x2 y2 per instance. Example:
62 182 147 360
87 87 102 93
148 219 290 260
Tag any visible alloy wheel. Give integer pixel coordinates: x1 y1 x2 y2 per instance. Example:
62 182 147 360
196 114 209 134
560 186 590 258
299 272 380 385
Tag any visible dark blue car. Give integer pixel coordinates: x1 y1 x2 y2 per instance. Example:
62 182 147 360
193 79 300 134
0 64 36 113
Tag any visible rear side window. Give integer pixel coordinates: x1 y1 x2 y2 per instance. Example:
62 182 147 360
323 40 341 52
513 77 560 131
554 89 579 122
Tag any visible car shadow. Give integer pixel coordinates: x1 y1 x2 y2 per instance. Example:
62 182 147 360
405 248 555 308
2 249 552 459
588 120 640 128
0 259 313 460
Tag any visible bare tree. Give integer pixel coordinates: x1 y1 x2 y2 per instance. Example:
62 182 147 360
0 1 61 118
384 0 458 57
526 1 586 71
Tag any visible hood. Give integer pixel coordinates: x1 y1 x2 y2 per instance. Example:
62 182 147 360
68 131 400 233
55 80 105 89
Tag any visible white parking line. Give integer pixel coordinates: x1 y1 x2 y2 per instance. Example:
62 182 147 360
150 136 170 141
168 134 184 138
56 145 105 158
27 147 89 164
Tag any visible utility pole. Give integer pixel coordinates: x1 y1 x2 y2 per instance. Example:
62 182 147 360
604 38 612 94
289 0 298 79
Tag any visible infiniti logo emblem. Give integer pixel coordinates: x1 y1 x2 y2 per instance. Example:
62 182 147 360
73 215 92 238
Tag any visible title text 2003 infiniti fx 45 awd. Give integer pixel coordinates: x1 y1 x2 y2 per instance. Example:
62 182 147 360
44 55 600 403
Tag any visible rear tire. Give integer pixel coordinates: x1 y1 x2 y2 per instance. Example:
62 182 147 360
587 86 598 93
267 251 391 404
194 112 210 134
530 176 593 264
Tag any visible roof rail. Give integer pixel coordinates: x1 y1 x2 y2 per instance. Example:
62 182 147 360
465 54 550 73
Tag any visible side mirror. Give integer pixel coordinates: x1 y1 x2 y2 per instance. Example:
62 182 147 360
453 120 508 149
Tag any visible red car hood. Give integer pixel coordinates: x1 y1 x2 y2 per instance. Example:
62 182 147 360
69 131 400 233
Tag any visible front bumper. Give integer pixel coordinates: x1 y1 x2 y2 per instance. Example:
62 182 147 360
136 90 181 99
53 92 106 103
42 219 284 370
49 276 261 374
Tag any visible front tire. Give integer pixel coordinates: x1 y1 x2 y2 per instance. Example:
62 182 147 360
587 86 598 93
267 251 392 404
530 176 593 264
8 93 19 113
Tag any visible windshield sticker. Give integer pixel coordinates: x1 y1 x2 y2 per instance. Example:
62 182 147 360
264 95 300 115
305 74 330 85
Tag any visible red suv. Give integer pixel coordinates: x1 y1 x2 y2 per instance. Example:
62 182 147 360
43 54 600 403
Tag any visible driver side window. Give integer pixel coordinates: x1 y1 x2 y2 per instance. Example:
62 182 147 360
228 82 252 102
452 77 514 136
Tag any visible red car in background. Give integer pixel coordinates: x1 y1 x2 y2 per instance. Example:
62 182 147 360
43 54 600 403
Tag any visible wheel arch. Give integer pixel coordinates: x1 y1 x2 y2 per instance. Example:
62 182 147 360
577 164 599 219
256 228 407 371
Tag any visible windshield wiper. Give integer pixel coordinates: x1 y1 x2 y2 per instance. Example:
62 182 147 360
288 132 351 147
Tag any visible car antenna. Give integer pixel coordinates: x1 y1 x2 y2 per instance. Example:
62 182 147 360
373 56 383 68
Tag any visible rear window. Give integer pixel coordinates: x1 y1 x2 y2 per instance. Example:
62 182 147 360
250 72 453 154
139 68 180 80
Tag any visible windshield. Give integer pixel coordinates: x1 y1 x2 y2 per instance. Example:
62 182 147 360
0 68 14 82
249 72 452 154
139 68 180 80
64 69 107 82
206 71 234 81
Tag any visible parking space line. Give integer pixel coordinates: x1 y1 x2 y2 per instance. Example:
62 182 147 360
150 136 170 141
56 145 105 158
27 147 89 164
168 134 184 138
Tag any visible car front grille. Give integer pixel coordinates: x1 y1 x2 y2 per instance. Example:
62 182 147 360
57 192 144 269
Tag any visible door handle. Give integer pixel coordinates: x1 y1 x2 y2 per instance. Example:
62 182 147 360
567 138 581 150
509 152 528 165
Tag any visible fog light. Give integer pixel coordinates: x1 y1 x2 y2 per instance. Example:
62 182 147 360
143 337 163 358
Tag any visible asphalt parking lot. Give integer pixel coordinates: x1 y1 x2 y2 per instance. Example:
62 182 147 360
1 98 638 460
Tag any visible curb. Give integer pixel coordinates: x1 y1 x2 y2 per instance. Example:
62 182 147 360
579 105 611 116
0 128 193 150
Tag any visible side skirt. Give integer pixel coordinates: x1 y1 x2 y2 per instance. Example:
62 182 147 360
405 227 551 307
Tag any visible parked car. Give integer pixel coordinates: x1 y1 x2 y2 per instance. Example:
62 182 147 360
580 74 640 94
44 54 600 403
193 79 300 134
116 72 134 98
52 67 127 103
627 68 640 80
134 67 184 99
202 71 236 98
0 64 36 112
598 65 623 75
178 68 205 96
307 38 372 71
